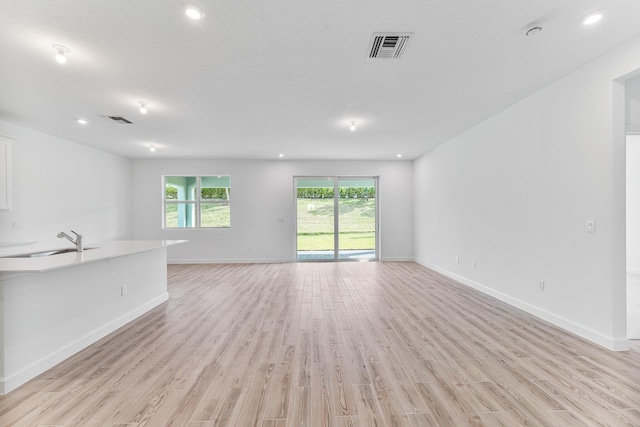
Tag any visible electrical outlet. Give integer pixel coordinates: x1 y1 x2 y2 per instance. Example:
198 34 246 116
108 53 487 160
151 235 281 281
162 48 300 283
539 281 545 291
121 285 128 296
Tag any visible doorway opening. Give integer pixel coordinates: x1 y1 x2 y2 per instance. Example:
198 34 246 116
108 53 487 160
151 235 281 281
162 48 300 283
295 177 378 261
626 75 640 339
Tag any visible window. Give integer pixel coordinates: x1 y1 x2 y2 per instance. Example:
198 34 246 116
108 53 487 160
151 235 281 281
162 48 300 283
164 176 231 228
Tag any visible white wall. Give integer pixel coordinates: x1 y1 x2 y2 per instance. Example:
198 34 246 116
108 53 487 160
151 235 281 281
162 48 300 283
628 135 640 274
628 97 640 133
0 120 132 248
414 37 640 351
627 75 640 133
131 159 413 262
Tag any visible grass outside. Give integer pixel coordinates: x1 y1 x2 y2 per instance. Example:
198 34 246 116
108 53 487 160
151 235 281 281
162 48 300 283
297 198 375 251
164 198 374 249
165 203 230 228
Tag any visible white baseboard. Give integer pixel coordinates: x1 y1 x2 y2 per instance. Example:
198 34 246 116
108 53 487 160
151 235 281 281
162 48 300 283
0 293 169 395
169 257 415 264
415 259 629 352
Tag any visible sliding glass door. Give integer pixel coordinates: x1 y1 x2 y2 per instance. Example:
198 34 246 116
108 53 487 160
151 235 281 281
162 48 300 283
296 177 377 261
338 178 377 260
296 178 336 260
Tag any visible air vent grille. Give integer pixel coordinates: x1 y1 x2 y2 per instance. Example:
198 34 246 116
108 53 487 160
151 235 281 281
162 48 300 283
102 115 133 124
368 32 412 59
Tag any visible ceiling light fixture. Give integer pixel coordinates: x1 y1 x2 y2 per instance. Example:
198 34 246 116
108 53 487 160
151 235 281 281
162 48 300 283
184 4 205 20
149 144 156 152
278 153 284 158
523 22 543 37
397 154 402 158
52 44 69 64
583 11 604 26
350 121 357 132
76 118 88 125
138 101 148 114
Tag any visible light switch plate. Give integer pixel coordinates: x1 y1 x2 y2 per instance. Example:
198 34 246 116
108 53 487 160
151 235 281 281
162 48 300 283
586 220 596 233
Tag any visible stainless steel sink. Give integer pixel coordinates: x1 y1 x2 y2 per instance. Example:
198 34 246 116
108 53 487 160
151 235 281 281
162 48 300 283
2 247 96 258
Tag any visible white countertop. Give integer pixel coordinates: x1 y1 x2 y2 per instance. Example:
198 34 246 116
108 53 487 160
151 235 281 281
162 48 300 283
0 240 187 273
0 242 36 248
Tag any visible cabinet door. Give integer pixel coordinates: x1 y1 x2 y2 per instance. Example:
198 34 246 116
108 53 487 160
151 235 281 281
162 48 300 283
0 139 12 211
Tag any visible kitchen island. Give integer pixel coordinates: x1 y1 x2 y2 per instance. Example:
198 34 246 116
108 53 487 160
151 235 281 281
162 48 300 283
0 240 186 394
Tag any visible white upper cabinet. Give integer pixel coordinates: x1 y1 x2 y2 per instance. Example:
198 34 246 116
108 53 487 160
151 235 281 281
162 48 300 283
0 139 12 211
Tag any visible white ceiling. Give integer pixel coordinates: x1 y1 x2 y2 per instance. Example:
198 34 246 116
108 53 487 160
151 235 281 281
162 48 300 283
2 0 640 160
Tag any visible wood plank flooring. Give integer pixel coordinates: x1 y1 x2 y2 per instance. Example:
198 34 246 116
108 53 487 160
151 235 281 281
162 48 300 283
1 262 639 426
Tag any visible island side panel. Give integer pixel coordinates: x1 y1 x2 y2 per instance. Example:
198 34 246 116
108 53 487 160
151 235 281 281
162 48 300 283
0 247 168 394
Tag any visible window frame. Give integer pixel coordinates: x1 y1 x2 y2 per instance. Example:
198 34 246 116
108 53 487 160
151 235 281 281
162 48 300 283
163 175 231 229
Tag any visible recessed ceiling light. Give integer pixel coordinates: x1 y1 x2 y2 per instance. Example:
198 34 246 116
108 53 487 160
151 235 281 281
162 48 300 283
149 144 156 152
76 118 88 125
52 44 69 64
396 154 402 158
184 4 205 20
138 101 148 114
278 153 284 158
583 11 604 26
350 121 357 132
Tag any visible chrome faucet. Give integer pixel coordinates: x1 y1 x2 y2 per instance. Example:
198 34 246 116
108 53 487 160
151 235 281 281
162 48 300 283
57 230 83 252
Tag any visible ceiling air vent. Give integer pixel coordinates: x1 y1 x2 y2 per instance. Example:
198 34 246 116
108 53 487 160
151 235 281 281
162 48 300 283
368 32 413 59
102 115 133 124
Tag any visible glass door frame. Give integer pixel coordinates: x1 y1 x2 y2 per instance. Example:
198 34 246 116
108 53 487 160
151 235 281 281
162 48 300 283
294 176 379 262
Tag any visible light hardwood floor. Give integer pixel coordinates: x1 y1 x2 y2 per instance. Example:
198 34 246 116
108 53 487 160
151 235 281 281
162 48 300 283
1 262 639 426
